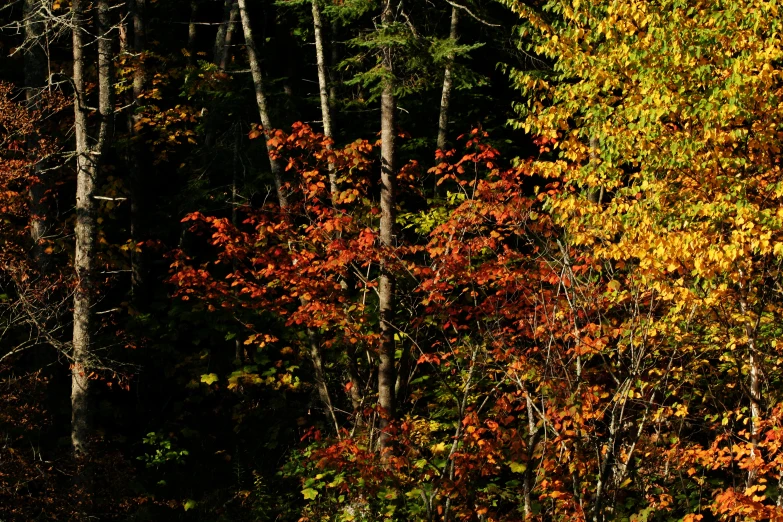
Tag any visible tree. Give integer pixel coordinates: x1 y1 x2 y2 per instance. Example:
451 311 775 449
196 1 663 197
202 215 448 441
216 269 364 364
128 0 150 307
311 0 336 194
436 6 458 151
505 0 783 517
23 0 51 272
214 0 239 70
237 0 288 208
70 0 113 456
376 0 397 453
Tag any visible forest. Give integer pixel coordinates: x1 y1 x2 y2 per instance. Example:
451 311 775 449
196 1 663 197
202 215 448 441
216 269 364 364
1 0 783 520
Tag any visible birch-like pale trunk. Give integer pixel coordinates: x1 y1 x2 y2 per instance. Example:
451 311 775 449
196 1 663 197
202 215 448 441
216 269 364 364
377 0 397 453
237 0 287 208
71 0 112 456
740 296 762 488
311 0 338 195
304 0 342 417
436 6 458 151
311 0 332 140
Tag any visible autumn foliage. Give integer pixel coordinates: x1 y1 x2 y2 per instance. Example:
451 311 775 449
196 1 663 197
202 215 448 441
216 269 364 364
6 0 783 520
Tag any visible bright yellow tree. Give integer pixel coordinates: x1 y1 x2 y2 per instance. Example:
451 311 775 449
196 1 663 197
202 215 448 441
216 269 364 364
504 0 783 518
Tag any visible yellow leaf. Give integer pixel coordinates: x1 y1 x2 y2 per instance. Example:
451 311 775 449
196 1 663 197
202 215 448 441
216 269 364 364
509 462 527 473
200 373 218 385
431 442 447 454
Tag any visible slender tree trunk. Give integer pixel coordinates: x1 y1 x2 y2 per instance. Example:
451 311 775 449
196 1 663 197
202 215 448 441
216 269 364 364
523 391 539 519
237 0 287 208
71 0 92 458
129 0 148 308
377 0 397 453
749 347 761 486
221 1 239 70
307 330 340 436
71 0 112 457
204 0 237 148
329 37 338 105
741 297 762 488
231 124 245 364
304 0 343 416
24 0 50 272
311 2 332 137
347 348 364 425
311 0 337 195
436 6 458 152
215 0 238 70
131 0 146 99
214 0 231 61
587 136 603 204
281 27 296 100
187 0 198 65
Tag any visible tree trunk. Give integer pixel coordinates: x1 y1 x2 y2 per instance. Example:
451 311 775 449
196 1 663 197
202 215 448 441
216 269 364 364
741 297 762 488
204 0 237 148
129 0 148 308
394 341 410 404
311 0 332 138
303 0 343 414
749 348 761 486
24 0 50 273
236 0 287 209
587 136 603 204
308 329 340 436
187 0 198 65
329 36 338 105
436 6 458 152
221 2 239 70
71 0 112 457
311 0 337 195
377 0 397 453
523 391 539 520
71 0 92 458
347 347 364 425
215 0 238 70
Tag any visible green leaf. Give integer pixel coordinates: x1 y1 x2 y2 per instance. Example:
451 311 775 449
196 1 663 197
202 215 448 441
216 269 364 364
183 499 197 511
302 487 319 500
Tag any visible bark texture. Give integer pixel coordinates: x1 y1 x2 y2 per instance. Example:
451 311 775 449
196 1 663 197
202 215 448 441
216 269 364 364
187 0 198 65
308 330 340 436
129 0 148 307
237 0 288 208
311 0 337 195
377 0 397 452
71 0 112 456
24 0 49 272
215 0 238 70
329 38 339 104
437 6 458 151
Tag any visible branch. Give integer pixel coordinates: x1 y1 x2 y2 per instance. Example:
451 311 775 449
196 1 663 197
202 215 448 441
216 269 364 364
443 0 501 27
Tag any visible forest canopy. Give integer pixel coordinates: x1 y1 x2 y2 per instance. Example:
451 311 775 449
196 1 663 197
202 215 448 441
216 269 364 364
2 0 783 521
